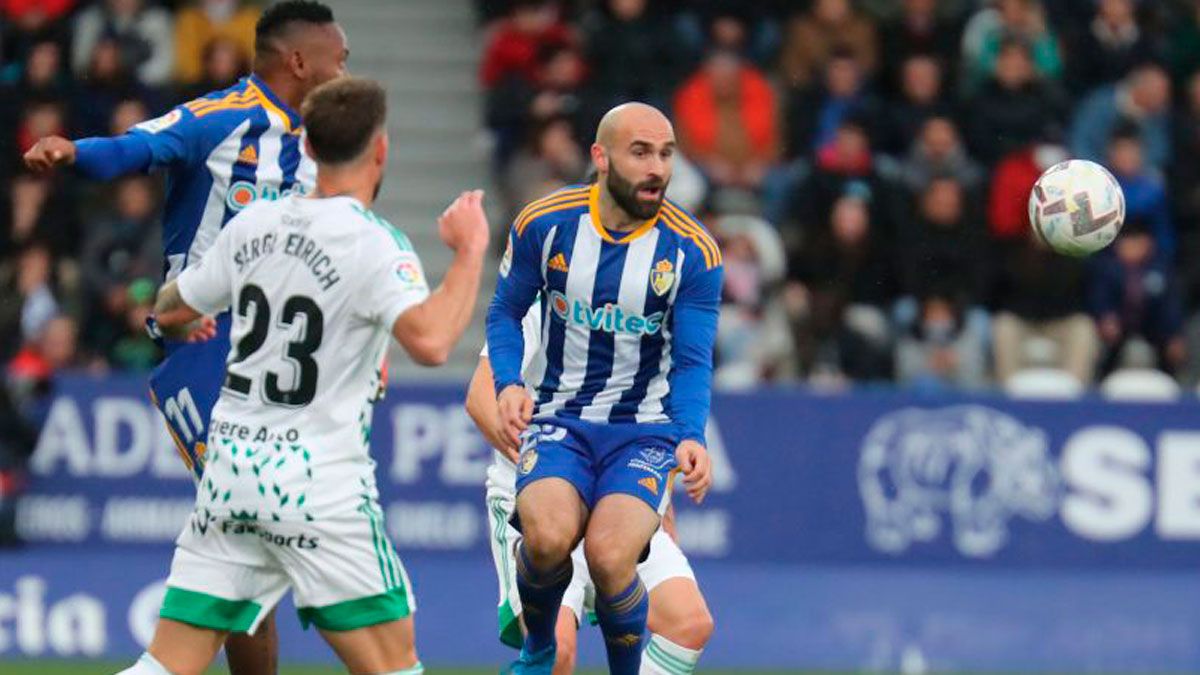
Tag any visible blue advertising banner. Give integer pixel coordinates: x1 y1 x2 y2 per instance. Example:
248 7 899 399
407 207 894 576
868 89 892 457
17 375 1200 567
6 375 1200 671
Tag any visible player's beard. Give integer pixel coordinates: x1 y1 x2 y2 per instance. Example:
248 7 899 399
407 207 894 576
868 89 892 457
606 164 667 221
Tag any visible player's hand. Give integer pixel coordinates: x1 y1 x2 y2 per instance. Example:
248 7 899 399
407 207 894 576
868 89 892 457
675 439 712 504
497 384 533 449
23 136 76 172
186 316 218 343
438 190 489 257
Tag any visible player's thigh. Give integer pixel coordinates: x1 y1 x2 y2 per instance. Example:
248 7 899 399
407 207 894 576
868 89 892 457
514 423 592 558
224 607 278 675
319 616 418 675
146 618 228 675
278 507 416 649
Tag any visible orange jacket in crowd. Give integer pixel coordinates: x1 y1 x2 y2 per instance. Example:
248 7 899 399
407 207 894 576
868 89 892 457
673 64 778 164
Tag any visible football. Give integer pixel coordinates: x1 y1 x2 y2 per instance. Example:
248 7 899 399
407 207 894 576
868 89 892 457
1028 159 1126 257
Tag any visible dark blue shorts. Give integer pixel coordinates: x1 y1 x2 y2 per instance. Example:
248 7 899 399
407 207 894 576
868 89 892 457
147 313 231 481
514 416 679 513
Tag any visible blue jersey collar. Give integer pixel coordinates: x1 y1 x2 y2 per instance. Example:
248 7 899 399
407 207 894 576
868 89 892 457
248 74 302 131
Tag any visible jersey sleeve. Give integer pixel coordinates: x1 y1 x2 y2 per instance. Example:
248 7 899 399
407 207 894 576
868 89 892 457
480 302 543 370
667 252 723 446
126 103 209 168
485 222 546 394
176 219 237 315
357 232 432 330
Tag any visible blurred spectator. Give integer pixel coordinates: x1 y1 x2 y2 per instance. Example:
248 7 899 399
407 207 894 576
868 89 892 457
1168 0 1200 84
479 0 572 89
3 171 76 258
779 0 878 89
1088 217 1185 376
785 189 896 382
961 0 1062 91
714 216 793 387
177 36 250 102
783 117 886 234
1107 122 1174 259
991 232 1099 385
106 278 159 371
896 294 988 390
897 116 984 194
486 42 586 166
7 244 61 345
15 99 66 157
72 0 174 88
674 49 778 190
502 115 587 213
0 40 68 167
0 0 74 64
110 98 148 135
878 0 961 95
173 0 258 85
71 38 154 139
1171 70 1200 248
785 49 881 158
877 53 954 156
580 0 683 115
897 176 988 306
988 143 1068 239
673 1 787 67
965 37 1067 166
1070 63 1172 170
79 176 161 307
1067 0 1158 93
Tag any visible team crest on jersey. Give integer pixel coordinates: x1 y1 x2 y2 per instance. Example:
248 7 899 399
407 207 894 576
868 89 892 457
650 259 675 296
133 109 182 134
519 448 538 475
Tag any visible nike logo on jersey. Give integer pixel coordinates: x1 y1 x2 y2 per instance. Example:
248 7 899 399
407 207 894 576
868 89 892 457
548 290 663 336
547 252 569 273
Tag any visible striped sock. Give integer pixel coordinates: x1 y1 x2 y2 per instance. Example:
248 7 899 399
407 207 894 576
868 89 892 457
595 577 650 675
382 662 424 675
641 634 703 675
515 543 573 654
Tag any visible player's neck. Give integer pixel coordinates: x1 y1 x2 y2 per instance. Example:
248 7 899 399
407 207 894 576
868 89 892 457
315 170 375 209
597 184 640 233
253 70 303 112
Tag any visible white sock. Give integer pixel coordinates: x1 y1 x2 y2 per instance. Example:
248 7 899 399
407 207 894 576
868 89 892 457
381 662 424 675
114 652 173 675
641 633 703 674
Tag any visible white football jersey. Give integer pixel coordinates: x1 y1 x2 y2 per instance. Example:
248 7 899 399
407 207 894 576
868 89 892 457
176 194 430 521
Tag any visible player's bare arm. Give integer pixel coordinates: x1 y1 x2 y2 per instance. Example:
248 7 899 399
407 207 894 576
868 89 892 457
392 190 489 365
466 356 520 460
152 281 218 343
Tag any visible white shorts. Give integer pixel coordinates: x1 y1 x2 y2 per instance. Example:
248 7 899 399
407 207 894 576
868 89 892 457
161 501 415 635
485 453 695 644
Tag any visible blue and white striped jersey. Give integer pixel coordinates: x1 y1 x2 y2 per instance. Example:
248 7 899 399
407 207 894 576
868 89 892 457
486 184 723 445
129 74 315 281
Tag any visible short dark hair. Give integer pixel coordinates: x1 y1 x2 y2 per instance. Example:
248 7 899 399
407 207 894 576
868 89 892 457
256 1 335 57
301 77 386 164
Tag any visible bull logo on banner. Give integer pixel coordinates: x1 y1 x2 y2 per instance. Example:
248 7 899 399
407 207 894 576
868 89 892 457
858 406 1060 557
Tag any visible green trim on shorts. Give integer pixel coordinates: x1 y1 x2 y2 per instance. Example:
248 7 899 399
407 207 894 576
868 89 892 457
497 600 523 649
159 587 261 633
297 586 412 631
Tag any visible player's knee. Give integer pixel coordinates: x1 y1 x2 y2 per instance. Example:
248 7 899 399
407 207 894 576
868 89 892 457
582 537 634 587
522 520 576 567
669 606 714 649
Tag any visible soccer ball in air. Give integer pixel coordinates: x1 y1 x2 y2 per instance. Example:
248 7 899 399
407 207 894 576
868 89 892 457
1028 159 1126 257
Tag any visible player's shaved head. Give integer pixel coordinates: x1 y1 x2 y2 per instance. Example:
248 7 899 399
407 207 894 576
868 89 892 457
595 102 673 150
592 102 675 222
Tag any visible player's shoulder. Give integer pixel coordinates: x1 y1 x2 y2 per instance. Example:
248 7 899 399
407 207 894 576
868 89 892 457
658 198 722 270
511 184 592 238
339 199 416 255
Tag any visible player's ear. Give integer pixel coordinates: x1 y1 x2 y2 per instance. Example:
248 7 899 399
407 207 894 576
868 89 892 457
590 143 608 174
374 130 389 168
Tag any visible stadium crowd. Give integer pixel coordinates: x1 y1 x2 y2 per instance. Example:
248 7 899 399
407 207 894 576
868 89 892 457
478 0 1200 395
0 0 261 543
